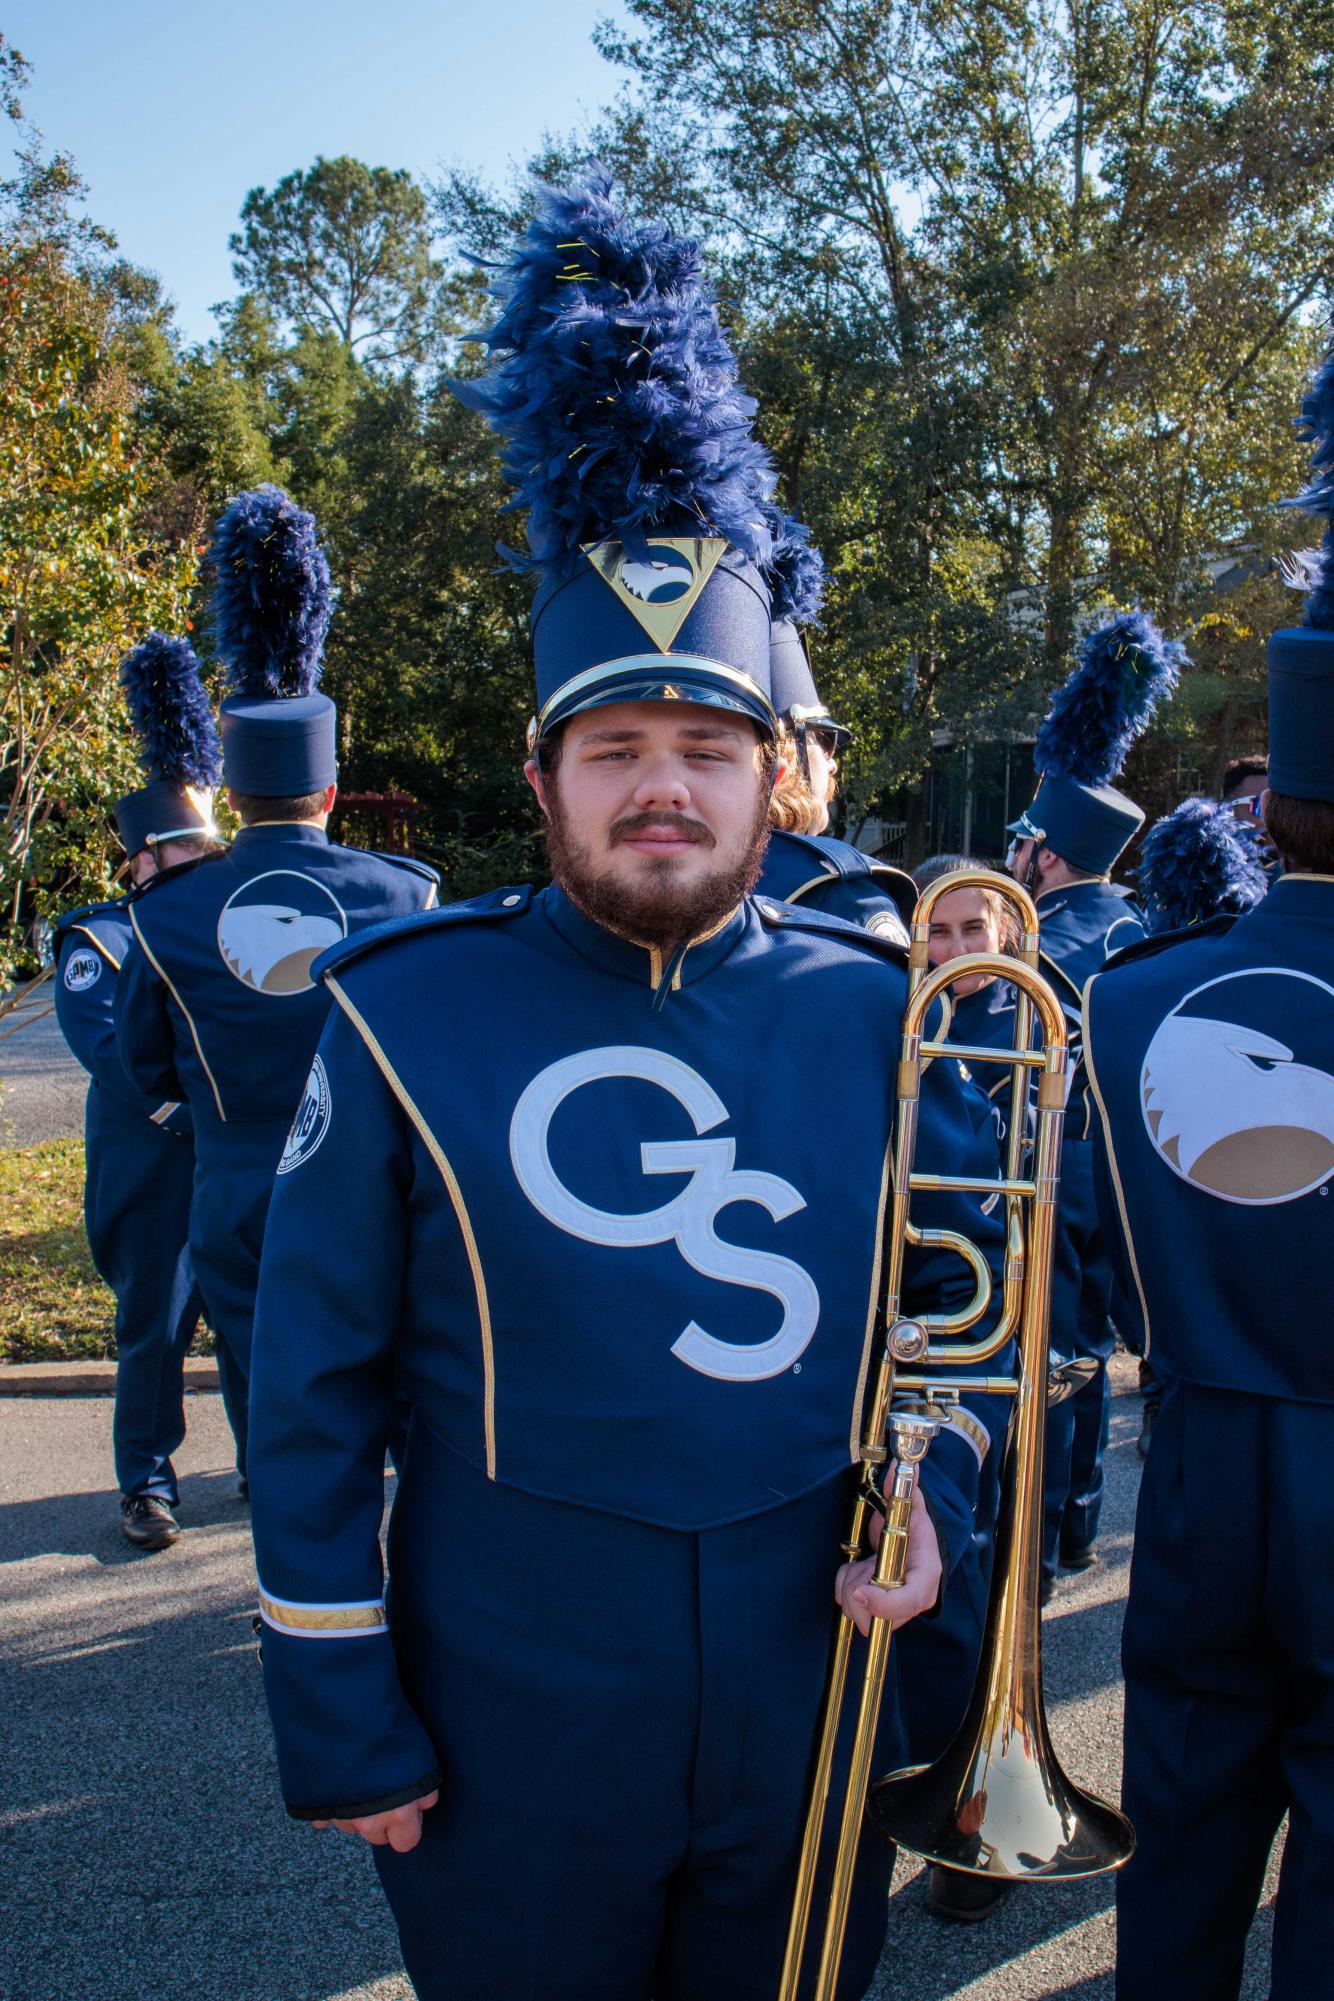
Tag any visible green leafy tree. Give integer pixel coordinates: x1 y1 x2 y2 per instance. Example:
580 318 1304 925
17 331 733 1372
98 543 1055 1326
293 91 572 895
230 156 444 367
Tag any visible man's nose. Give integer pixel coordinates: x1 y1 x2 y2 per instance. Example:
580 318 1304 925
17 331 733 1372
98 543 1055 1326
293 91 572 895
632 757 691 809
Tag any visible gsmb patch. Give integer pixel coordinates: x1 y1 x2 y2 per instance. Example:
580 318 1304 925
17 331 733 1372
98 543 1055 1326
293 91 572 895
63 948 102 993
278 1056 332 1175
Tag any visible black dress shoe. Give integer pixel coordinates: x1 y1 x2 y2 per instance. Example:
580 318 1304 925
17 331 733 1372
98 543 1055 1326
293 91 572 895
927 1865 1011 1923
1040 1569 1056 1607
1060 1537 1099 1572
237 1477 250 1502
121 1494 181 1550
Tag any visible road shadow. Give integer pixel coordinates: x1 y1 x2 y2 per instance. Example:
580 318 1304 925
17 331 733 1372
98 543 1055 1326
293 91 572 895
0 1466 247 1568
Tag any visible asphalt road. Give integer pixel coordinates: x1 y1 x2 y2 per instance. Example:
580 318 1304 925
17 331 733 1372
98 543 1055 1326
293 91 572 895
0 988 85 1147
2 1361 1280 2001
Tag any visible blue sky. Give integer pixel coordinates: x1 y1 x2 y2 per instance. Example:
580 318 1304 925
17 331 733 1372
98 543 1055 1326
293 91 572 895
7 1 631 343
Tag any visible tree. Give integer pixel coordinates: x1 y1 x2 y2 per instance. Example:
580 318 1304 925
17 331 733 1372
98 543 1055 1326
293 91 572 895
0 132 196 974
230 156 444 366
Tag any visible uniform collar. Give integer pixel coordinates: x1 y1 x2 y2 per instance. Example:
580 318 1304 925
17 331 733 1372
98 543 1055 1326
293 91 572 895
1035 876 1115 915
233 821 330 849
542 883 747 995
1254 873 1334 921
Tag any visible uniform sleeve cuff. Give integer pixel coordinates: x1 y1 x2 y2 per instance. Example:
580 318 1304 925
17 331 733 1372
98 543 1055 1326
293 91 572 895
285 1769 442 1823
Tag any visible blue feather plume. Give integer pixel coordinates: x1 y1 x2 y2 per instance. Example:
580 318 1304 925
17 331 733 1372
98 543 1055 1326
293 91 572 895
119 633 221 788
1138 796 1269 933
1281 324 1334 630
450 165 778 574
1036 611 1187 786
209 485 333 698
764 508 826 625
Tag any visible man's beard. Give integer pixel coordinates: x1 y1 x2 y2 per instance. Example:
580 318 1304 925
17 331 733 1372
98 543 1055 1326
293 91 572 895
544 792 772 951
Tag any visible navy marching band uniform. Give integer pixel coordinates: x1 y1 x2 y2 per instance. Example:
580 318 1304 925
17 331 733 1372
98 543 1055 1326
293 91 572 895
53 633 226 1545
55 894 201 1511
1086 339 1334 2000
1008 614 1184 1579
248 174 1006 2001
759 618 915 941
114 490 438 1476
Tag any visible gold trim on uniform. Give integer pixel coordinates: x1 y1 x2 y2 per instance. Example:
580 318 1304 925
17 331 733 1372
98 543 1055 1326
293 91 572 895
257 1583 387 1637
68 923 122 972
326 974 499 1480
1080 973 1153 1351
129 905 227 1122
848 1141 894 1461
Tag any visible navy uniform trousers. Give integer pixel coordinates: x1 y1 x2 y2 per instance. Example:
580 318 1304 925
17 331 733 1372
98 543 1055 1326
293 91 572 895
83 1084 202 1502
375 1434 902 2001
1042 1135 1114 1576
1118 1377 1334 2000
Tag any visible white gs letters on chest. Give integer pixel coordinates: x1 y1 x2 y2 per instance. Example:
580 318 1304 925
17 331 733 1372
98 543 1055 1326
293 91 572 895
509 1045 821 1382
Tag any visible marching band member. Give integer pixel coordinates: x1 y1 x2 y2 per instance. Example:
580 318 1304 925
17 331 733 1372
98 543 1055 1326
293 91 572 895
758 583 914 941
245 170 1006 2001
114 488 437 1481
54 635 219 1548
1086 330 1334 1999
1007 614 1186 1580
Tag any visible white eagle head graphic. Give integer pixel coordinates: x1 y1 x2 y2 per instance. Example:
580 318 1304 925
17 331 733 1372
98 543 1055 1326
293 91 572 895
1141 971 1334 1204
217 871 346 996
618 551 694 605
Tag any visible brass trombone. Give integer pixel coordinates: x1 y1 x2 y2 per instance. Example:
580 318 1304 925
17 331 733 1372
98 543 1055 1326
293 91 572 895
778 869 1133 2001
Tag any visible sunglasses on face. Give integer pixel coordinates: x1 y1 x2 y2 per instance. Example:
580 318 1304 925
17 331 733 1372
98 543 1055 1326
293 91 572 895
1231 792 1265 819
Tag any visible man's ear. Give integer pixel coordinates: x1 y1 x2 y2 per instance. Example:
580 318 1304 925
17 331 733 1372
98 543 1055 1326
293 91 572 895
524 758 550 819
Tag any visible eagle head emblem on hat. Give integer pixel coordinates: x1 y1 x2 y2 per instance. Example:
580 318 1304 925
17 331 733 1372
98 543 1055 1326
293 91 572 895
450 166 823 743
1141 970 1334 1203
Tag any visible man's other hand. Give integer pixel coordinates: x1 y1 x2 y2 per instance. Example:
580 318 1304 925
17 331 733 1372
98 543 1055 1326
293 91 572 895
312 1789 440 1852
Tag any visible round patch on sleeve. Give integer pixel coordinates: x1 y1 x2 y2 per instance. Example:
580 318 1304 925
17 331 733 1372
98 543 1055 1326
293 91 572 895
63 948 103 993
277 1056 332 1174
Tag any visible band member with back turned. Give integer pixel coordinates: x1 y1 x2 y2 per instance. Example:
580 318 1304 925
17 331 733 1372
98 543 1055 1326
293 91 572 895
1006 613 1186 1581
54 635 220 1549
246 172 1006 2001
113 487 438 1486
1084 330 1334 2000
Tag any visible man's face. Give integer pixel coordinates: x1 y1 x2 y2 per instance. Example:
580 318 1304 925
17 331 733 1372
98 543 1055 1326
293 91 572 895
127 849 159 887
1005 837 1036 883
525 702 781 947
804 730 839 823
1225 774 1266 824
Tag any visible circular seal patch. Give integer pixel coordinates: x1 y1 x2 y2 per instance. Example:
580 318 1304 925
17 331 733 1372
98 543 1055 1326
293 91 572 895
278 1056 332 1175
1140 967 1334 1206
63 947 103 993
217 870 347 996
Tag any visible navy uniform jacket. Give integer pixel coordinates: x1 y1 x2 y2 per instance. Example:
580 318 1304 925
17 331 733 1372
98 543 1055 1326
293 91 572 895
112 823 438 1378
55 898 190 1134
1084 875 1334 1402
247 884 1009 1818
759 829 913 942
1037 879 1144 1024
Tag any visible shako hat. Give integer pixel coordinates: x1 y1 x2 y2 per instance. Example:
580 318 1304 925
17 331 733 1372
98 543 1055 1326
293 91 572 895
1270 323 1334 802
452 167 790 742
1008 611 1187 875
766 512 850 756
211 485 337 797
113 633 222 856
1137 797 1269 934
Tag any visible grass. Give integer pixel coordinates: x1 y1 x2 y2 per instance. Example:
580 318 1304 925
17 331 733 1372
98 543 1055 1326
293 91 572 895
0 1139 118 1361
1 1138 216 1363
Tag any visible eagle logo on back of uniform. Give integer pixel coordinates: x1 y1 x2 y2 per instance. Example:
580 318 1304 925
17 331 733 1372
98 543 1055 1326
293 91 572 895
1140 969 1334 1204
217 870 347 996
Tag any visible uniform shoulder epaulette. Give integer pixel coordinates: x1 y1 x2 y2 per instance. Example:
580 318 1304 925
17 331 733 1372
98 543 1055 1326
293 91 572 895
365 849 442 888
313 883 534 983
55 898 123 936
1100 909 1237 975
752 894 909 969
